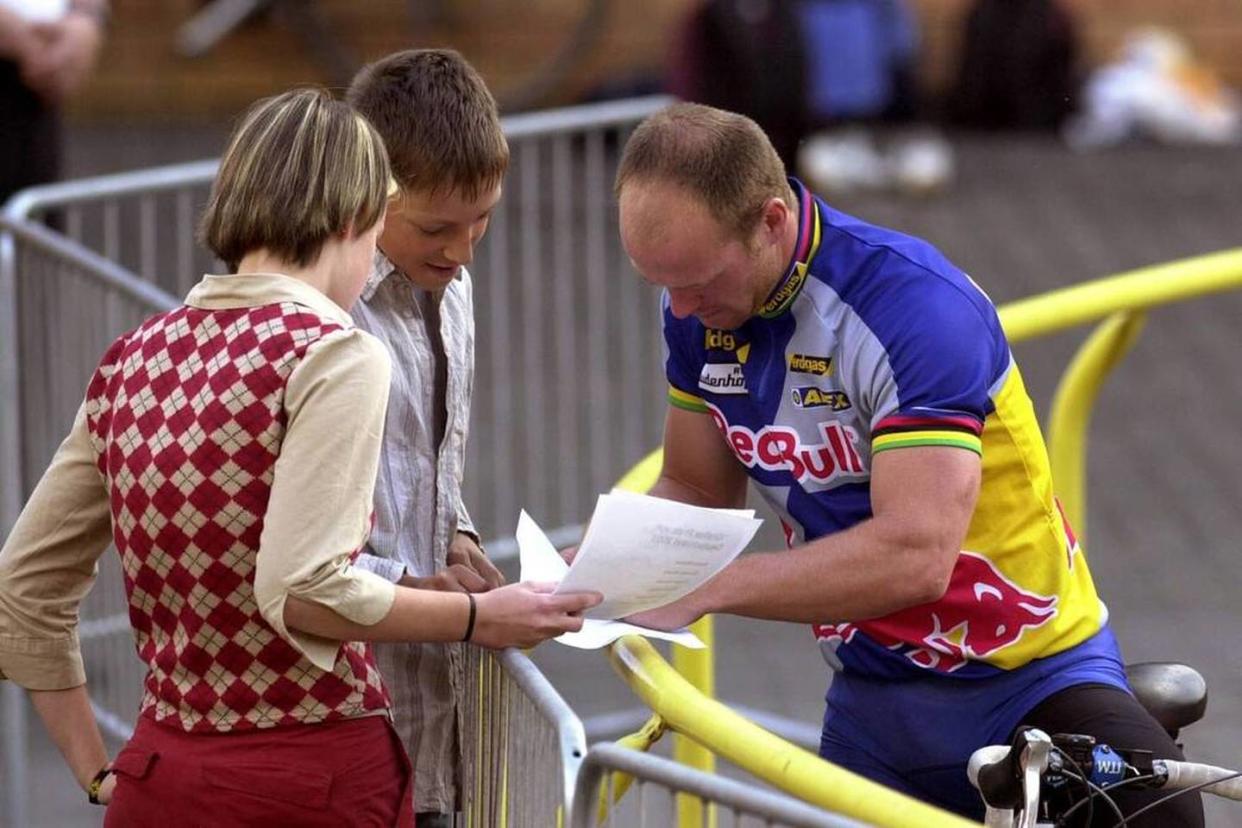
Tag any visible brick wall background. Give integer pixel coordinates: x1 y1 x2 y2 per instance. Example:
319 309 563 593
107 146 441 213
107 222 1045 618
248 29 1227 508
64 1 1242 123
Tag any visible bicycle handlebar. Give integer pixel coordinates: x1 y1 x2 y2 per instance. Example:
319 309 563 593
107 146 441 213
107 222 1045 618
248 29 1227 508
969 733 1242 828
968 727 1050 810
1163 761 1242 800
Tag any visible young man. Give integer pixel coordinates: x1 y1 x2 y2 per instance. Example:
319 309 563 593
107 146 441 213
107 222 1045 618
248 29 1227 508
617 102 1201 826
346 49 505 826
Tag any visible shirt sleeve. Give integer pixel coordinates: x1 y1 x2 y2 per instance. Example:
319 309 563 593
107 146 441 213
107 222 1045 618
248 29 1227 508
253 328 398 671
455 494 478 543
847 269 1001 457
0 403 113 690
352 548 407 584
662 291 709 413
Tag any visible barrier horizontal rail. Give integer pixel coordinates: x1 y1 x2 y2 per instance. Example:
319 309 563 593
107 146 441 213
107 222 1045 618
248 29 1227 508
573 742 866 828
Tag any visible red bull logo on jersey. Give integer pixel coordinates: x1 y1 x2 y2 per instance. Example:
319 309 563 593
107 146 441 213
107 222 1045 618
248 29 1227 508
706 404 867 486
814 552 1059 673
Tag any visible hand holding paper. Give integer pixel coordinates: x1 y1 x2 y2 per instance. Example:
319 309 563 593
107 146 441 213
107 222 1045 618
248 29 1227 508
556 490 761 620
516 491 762 649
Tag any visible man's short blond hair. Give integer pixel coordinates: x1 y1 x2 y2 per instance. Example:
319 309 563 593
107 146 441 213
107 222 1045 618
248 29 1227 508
347 49 508 200
200 88 392 270
616 103 794 240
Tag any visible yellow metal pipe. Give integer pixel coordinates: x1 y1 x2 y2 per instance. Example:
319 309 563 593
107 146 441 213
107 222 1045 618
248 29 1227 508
609 636 982 828
613 448 664 494
598 714 669 823
998 248 1242 343
1045 312 1147 541
673 617 716 826
613 449 719 800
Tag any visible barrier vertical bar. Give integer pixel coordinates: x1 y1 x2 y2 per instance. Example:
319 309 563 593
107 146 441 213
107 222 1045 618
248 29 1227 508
0 221 28 828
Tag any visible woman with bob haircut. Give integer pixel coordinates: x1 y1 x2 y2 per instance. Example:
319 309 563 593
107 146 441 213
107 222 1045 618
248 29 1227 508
0 87 598 826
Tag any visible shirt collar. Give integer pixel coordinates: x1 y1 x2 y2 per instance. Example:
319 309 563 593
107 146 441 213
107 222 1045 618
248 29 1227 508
361 247 400 302
757 177 822 319
184 272 354 328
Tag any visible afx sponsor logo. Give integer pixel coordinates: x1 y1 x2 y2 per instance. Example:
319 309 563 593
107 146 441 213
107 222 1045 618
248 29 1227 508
792 387 851 411
698 363 747 395
789 353 832 376
707 404 866 485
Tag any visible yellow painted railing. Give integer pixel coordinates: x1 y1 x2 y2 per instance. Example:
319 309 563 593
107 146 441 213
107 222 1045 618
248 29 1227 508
999 247 1242 539
608 635 980 827
604 248 1242 827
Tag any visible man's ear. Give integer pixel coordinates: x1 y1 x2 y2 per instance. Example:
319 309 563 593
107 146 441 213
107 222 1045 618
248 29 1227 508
760 196 790 242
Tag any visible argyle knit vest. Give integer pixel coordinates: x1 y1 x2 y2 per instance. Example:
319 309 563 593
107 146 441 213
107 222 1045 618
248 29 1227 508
83 301 390 732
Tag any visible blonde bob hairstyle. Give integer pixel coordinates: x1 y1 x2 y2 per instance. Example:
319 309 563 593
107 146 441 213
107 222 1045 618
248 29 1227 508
201 87 394 270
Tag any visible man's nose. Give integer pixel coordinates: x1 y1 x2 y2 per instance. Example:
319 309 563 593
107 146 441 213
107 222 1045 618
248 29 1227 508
445 230 475 265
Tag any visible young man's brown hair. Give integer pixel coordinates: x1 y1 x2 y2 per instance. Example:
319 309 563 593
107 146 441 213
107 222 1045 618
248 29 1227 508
346 48 509 199
615 102 795 241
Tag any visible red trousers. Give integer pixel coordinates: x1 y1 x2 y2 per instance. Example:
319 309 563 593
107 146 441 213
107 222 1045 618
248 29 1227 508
104 714 414 827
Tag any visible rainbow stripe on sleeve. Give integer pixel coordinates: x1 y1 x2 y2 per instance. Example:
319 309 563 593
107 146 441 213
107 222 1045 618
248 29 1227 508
668 385 709 413
872 414 983 456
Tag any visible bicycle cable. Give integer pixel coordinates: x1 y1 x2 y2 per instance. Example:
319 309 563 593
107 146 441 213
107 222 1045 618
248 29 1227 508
1057 774 1158 824
1059 769 1127 827
1052 746 1097 827
1105 769 1242 828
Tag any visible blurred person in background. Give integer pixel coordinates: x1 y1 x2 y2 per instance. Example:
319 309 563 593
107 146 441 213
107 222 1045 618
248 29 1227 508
345 49 508 828
0 86 597 826
613 102 1201 826
0 0 106 204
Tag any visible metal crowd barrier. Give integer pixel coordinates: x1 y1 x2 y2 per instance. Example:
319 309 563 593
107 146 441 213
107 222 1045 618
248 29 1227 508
0 95 673 828
460 646 587 826
572 742 865 828
0 217 178 828
1 95 676 558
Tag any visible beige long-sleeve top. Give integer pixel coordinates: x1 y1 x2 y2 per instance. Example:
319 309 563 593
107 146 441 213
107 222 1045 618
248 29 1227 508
0 273 397 695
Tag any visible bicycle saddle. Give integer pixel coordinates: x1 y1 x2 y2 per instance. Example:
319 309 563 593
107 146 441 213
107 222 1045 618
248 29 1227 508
1125 661 1207 736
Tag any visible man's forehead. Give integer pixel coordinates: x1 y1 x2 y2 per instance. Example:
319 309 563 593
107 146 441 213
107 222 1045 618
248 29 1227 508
395 182 503 220
621 182 723 245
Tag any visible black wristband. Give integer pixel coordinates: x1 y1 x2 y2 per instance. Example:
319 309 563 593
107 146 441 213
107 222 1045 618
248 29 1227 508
87 765 112 805
462 593 477 642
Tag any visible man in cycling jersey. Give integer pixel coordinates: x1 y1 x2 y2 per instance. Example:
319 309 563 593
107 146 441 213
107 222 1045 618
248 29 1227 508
617 102 1201 826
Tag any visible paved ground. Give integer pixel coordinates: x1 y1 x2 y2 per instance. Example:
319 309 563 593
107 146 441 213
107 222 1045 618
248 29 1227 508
9 125 1242 826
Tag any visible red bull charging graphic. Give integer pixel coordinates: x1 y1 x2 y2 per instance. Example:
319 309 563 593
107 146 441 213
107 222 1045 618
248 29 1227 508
814 552 1060 673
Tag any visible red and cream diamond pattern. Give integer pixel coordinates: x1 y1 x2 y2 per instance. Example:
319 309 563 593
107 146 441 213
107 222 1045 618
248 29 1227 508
84 302 389 733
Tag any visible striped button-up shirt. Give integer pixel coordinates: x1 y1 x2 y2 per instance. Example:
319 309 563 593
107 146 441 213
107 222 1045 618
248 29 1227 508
352 249 477 814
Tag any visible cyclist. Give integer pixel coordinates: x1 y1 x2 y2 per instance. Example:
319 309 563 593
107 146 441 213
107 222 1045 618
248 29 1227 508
616 102 1201 826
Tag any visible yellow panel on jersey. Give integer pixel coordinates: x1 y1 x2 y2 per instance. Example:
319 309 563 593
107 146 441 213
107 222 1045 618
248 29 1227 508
959 364 1105 670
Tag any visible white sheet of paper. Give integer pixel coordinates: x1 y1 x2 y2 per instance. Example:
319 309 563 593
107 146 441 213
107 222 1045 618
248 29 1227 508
0 0 66 22
516 511 703 649
555 492 762 620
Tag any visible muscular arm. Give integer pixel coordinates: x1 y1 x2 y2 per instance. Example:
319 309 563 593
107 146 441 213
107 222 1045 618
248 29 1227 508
634 443 979 628
647 405 749 509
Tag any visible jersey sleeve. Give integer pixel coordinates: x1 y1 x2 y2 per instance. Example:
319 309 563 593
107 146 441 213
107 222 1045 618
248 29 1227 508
849 270 1006 457
661 291 709 413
